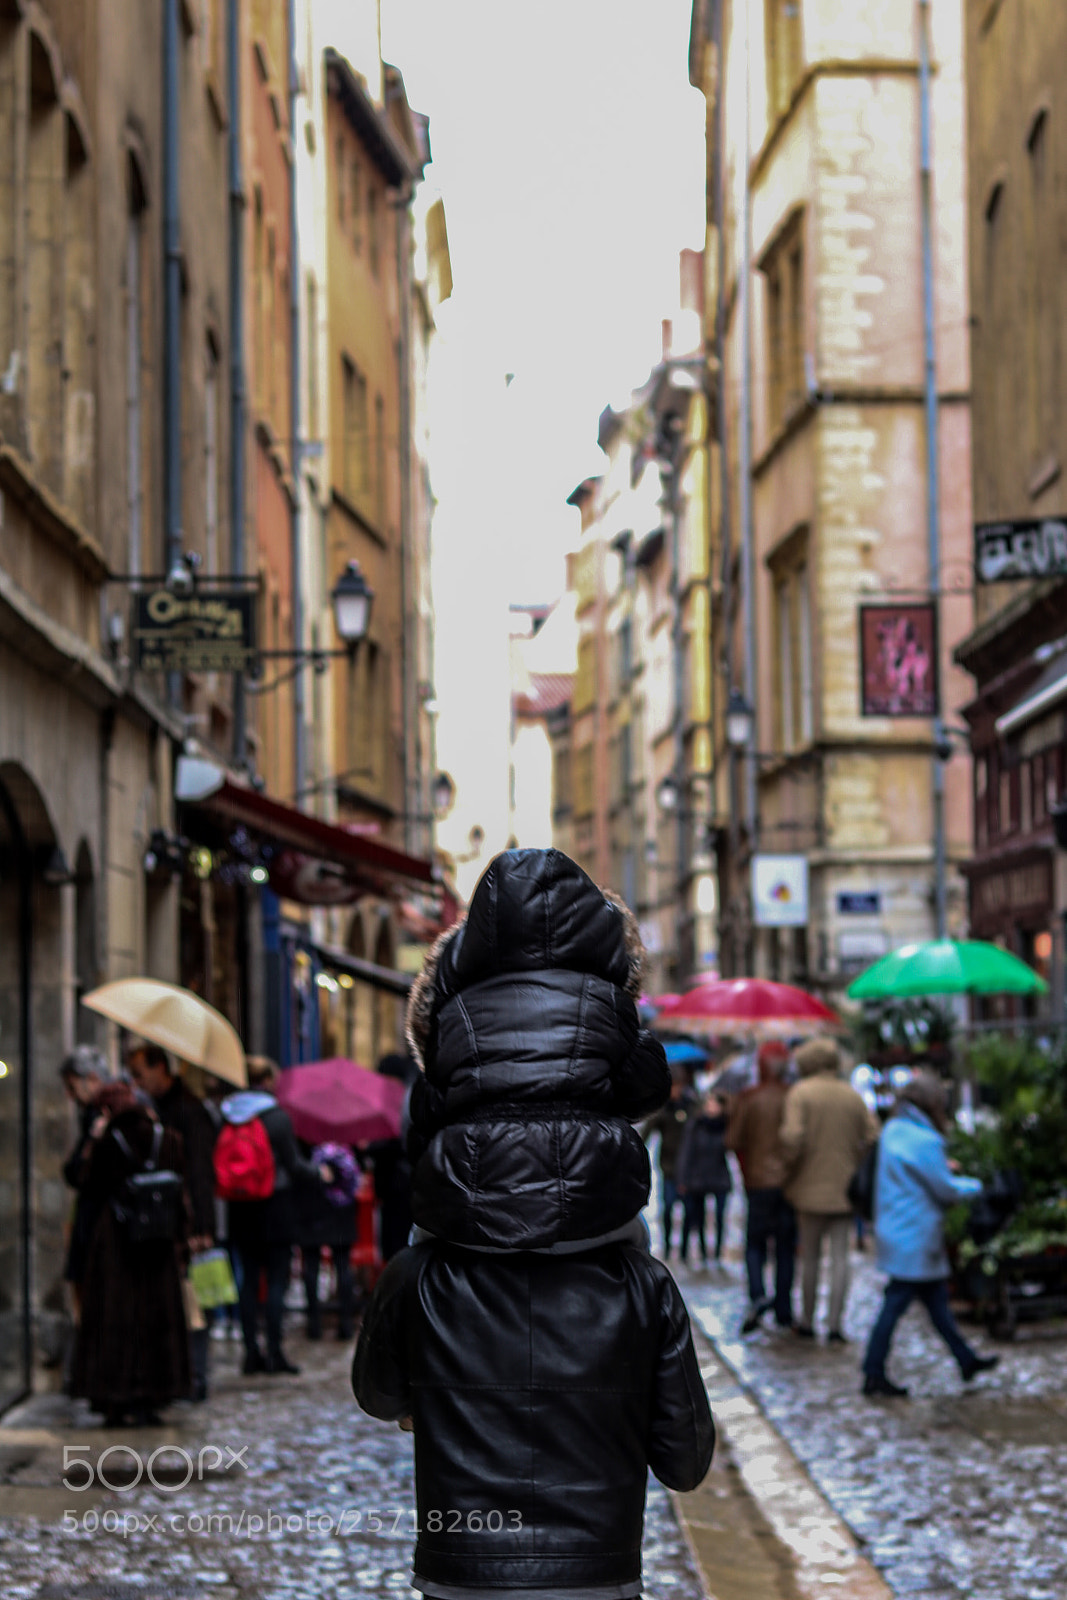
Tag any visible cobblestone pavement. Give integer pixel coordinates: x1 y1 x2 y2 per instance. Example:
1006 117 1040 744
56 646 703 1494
666 1194 1067 1600
0 1318 704 1600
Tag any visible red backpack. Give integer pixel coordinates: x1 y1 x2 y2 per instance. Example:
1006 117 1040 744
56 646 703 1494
214 1117 276 1201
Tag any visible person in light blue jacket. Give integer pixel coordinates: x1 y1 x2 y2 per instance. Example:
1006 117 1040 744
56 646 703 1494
862 1072 999 1398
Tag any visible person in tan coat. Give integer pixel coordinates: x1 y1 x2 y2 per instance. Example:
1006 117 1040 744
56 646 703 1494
779 1037 879 1343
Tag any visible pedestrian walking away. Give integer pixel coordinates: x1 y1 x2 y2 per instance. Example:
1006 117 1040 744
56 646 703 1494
128 1041 219 1400
218 1057 331 1376
862 1071 999 1398
779 1036 879 1343
676 1089 732 1266
641 1065 698 1259
354 847 714 1600
296 1141 359 1341
726 1040 796 1332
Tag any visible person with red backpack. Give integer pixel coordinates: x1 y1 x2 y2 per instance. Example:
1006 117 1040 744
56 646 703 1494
217 1057 328 1375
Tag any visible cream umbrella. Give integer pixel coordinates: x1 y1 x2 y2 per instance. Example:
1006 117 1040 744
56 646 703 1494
81 978 247 1087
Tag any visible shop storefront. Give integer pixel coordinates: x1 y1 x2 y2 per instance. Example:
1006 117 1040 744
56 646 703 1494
175 757 446 1068
956 579 1067 1020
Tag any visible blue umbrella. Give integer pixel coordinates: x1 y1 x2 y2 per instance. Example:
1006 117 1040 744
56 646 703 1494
662 1039 709 1067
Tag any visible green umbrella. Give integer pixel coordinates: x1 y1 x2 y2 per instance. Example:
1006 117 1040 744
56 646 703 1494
846 939 1048 1000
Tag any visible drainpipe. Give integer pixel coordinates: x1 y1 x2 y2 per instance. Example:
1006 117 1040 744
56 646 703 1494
919 0 947 938
738 0 758 974
289 0 306 804
739 0 757 850
163 0 182 710
228 0 247 769
395 186 416 854
711 0 735 966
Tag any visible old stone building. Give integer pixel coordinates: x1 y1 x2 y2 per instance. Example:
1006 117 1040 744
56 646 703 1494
0 0 236 1402
952 0 1067 1013
559 309 718 992
690 0 975 988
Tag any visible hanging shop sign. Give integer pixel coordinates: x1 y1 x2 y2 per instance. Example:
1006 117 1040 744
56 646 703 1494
859 602 938 718
751 853 808 928
975 519 1067 584
132 587 258 674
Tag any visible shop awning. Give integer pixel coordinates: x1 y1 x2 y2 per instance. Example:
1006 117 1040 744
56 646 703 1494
314 942 413 997
175 755 435 899
995 648 1067 736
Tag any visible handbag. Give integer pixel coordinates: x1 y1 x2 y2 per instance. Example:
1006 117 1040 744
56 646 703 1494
847 1138 879 1222
111 1123 185 1244
189 1247 239 1309
181 1274 207 1331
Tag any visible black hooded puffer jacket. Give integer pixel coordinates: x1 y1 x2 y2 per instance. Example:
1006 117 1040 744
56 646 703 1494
405 848 672 1249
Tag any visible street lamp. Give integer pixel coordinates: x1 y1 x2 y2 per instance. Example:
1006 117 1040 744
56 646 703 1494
330 560 374 650
724 687 754 753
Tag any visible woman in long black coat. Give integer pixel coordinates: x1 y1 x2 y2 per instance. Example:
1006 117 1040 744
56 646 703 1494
70 1082 190 1425
676 1091 733 1265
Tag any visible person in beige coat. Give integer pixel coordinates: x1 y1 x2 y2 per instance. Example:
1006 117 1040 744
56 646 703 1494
779 1037 879 1343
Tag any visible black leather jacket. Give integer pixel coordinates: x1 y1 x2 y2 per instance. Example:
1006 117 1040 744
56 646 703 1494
354 850 714 1592
353 1240 715 1592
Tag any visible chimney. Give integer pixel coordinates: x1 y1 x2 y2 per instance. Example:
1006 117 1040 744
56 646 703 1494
661 319 673 363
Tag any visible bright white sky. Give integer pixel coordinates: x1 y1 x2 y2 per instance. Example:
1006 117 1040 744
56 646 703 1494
376 1 707 873
380 0 706 603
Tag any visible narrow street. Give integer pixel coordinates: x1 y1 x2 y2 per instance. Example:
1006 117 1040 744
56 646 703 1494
6 1211 1064 1600
0 1322 700 1600
5 1211 1067 1600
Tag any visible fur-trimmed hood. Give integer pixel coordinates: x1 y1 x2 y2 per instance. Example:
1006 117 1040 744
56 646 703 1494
407 849 645 1070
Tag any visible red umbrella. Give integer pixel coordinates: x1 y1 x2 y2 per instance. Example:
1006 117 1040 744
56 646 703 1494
276 1058 406 1146
659 978 838 1031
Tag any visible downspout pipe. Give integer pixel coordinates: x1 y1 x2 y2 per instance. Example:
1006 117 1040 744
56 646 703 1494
395 187 416 855
163 0 182 710
228 0 247 768
289 0 306 804
711 0 737 966
919 0 947 938
739 0 757 853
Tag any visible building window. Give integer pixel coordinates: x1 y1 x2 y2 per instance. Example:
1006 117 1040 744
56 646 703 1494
204 343 219 575
126 158 147 577
762 212 805 431
765 0 802 124
253 190 265 407
999 766 1012 835
619 615 633 684
350 157 363 253
266 226 276 415
770 538 812 752
342 356 368 501
367 183 380 277
775 576 793 751
1027 107 1050 462
976 755 988 848
375 393 385 527
1019 759 1032 835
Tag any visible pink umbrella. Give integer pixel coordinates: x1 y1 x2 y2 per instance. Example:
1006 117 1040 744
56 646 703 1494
276 1058 407 1146
660 978 838 1032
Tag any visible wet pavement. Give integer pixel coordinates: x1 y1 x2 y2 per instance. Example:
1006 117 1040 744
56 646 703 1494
0 1317 703 1600
4 1204 1066 1600
666 1198 1067 1600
